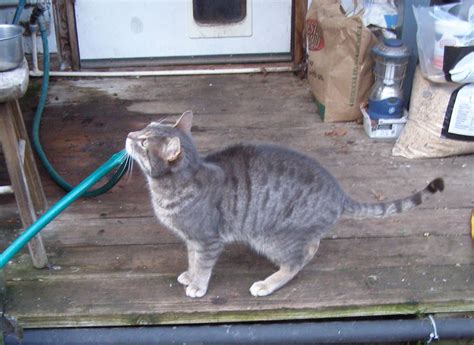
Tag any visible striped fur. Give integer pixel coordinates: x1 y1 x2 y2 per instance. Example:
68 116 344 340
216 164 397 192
343 178 444 219
126 111 444 298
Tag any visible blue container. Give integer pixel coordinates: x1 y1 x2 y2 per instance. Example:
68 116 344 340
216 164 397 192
368 97 404 120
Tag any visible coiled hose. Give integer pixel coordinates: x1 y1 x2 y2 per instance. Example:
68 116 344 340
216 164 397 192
28 6 128 197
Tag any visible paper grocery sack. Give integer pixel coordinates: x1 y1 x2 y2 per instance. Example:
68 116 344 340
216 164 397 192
306 0 376 122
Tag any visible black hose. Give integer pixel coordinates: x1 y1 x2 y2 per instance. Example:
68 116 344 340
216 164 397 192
4 317 474 344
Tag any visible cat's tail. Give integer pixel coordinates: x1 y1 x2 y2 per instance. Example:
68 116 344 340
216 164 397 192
343 178 444 219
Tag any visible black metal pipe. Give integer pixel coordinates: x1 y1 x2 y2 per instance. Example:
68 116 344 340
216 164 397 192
5 317 474 344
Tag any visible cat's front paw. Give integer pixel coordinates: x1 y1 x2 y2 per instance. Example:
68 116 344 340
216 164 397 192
250 281 273 297
177 271 192 286
186 284 207 298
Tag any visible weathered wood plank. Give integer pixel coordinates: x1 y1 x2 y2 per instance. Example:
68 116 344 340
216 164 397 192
34 208 471 248
1 198 470 249
34 160 470 219
6 235 472 281
26 104 472 170
39 74 311 109
6 264 473 328
36 161 471 214
23 109 473 210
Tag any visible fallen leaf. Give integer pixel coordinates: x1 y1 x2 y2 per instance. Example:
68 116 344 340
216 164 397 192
324 127 348 137
371 190 386 201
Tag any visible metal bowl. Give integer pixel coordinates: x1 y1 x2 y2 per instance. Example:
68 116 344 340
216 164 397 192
0 25 25 72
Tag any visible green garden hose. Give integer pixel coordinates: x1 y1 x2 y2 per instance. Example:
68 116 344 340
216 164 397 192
12 0 25 25
0 5 130 267
31 10 128 197
0 150 129 268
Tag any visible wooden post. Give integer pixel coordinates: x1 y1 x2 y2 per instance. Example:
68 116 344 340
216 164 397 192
10 101 49 215
65 0 81 71
292 0 308 70
0 102 48 269
53 0 81 71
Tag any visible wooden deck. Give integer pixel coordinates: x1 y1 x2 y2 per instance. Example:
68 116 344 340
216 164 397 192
0 73 473 328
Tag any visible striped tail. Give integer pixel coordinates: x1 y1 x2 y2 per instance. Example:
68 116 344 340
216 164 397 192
343 178 444 219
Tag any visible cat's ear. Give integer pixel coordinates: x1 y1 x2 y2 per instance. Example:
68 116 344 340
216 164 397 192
174 110 193 134
164 137 181 162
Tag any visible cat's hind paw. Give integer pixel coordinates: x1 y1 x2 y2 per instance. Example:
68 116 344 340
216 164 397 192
250 281 273 297
186 284 207 298
177 271 192 286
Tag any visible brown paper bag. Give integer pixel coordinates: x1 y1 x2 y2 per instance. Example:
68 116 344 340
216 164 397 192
306 0 376 122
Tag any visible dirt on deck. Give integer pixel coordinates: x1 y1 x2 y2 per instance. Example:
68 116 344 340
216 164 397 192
0 73 472 328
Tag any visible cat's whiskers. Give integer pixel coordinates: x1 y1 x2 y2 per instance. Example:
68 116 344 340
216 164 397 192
157 116 168 124
122 151 134 184
125 154 135 183
152 116 169 127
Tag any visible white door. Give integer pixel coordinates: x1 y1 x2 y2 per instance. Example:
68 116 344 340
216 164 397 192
75 0 292 63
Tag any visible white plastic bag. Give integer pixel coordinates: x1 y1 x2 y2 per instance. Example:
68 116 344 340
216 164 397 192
341 0 398 30
413 2 474 83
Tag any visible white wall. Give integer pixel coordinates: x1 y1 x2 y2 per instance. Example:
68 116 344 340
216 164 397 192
0 6 58 53
1 1 292 61
75 0 292 60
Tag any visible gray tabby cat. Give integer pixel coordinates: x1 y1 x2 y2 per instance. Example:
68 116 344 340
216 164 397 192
126 110 444 298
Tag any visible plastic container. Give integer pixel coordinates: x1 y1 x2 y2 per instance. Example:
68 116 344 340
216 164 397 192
361 104 407 139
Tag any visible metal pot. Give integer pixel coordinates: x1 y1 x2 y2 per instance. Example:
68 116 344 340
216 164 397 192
0 25 25 72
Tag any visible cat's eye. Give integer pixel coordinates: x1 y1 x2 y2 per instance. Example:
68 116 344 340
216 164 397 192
139 139 148 148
